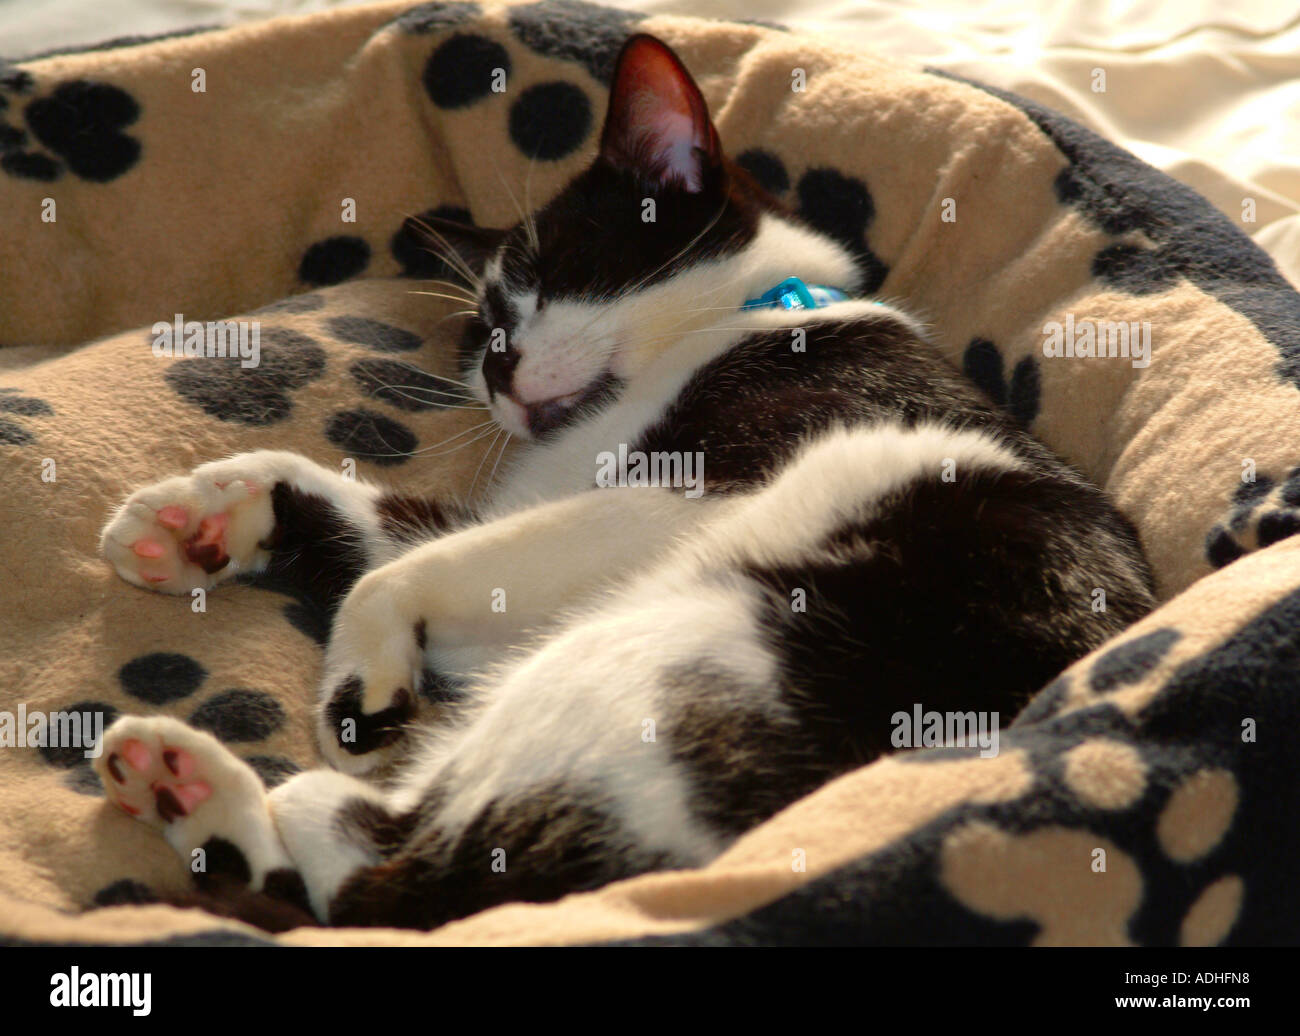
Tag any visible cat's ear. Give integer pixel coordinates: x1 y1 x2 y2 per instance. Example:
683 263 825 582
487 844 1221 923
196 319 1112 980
599 34 721 193
415 216 505 278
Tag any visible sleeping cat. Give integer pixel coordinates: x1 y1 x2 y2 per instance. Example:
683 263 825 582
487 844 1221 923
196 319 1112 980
95 34 1155 930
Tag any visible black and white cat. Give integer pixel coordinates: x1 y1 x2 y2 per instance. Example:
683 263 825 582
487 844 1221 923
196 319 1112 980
96 35 1155 930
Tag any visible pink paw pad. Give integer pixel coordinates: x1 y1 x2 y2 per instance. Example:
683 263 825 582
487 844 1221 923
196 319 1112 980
154 780 212 822
182 513 231 574
120 739 151 773
105 740 212 823
131 539 166 559
156 505 190 530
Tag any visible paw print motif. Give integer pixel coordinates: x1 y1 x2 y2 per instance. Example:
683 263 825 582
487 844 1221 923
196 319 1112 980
0 387 54 445
0 77 142 183
1205 468 1300 569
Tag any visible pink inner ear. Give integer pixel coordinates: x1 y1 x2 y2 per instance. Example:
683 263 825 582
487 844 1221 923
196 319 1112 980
602 36 718 192
640 108 702 188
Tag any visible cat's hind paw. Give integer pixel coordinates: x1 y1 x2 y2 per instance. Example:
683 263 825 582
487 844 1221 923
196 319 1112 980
95 715 261 830
100 462 275 593
94 715 292 881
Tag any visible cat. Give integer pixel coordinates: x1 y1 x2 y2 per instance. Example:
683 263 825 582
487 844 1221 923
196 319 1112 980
94 33 1155 931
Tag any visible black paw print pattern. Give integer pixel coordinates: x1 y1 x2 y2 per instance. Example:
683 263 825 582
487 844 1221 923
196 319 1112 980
930 70 1300 395
163 327 327 426
0 386 55 445
1205 468 1300 569
41 652 301 798
0 74 142 183
732 149 889 294
298 0 646 286
323 314 445 467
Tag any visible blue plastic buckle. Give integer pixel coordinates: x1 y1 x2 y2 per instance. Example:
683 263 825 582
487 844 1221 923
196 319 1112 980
742 276 848 311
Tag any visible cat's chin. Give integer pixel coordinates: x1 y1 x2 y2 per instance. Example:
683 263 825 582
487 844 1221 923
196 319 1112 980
489 395 535 440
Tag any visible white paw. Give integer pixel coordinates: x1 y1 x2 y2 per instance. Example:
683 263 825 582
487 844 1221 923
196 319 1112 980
100 458 276 593
317 576 427 774
94 715 289 878
94 715 263 829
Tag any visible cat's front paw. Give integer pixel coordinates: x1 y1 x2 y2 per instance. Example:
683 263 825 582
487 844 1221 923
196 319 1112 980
100 459 276 593
316 577 436 774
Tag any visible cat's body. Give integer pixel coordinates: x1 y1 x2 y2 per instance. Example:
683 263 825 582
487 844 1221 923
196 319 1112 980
95 36 1154 930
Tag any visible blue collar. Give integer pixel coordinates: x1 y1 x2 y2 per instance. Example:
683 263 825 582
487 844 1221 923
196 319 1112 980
742 276 848 311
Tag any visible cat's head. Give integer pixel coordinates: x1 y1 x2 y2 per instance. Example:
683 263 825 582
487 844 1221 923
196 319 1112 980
429 33 860 440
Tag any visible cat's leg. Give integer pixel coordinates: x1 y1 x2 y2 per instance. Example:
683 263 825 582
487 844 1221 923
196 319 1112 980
95 714 400 924
94 715 310 911
316 486 719 772
315 425 1084 929
100 450 468 612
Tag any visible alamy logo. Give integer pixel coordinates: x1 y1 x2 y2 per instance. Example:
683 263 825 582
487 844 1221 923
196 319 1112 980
891 705 1000 758
1042 314 1151 368
0 705 104 758
151 313 261 368
50 968 151 1016
595 444 705 498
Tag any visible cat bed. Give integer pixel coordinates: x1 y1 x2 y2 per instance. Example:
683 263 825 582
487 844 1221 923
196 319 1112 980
1 0 1298 946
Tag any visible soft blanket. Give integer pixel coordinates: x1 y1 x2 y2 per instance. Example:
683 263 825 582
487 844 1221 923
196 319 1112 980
1 0 1297 946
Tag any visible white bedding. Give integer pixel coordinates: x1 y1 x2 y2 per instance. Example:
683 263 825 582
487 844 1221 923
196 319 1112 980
3 0 1295 282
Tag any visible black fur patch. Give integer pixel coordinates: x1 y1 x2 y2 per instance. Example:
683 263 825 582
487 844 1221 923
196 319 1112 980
1206 525 1246 569
262 868 313 916
64 764 104 796
739 463 1154 772
482 151 765 320
662 665 827 836
251 481 370 616
329 781 670 929
325 676 417 756
335 797 420 857
167 873 317 933
0 150 58 181
375 492 466 541
195 836 252 887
